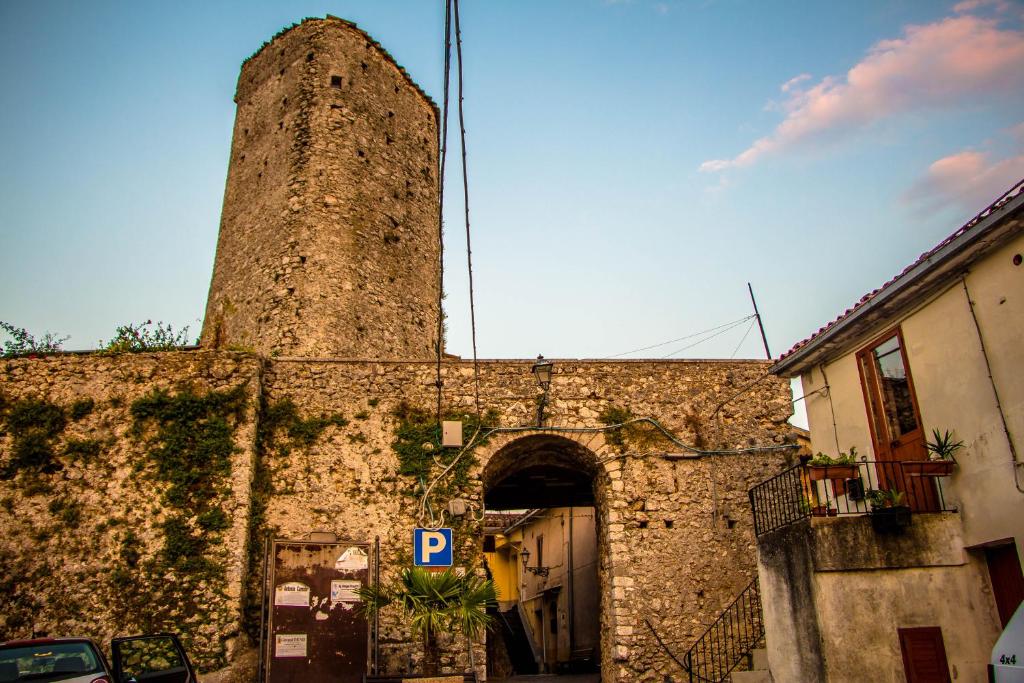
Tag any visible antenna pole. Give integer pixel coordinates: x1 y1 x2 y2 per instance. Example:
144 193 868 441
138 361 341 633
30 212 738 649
748 282 772 360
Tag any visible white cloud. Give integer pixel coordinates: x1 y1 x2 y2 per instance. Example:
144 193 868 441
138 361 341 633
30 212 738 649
905 138 1024 213
700 11 1024 172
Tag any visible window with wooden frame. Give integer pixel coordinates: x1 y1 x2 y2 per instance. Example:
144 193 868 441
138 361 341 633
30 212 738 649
856 327 927 463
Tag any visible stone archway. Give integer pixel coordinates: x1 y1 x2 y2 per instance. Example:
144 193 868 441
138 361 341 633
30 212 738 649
478 434 609 681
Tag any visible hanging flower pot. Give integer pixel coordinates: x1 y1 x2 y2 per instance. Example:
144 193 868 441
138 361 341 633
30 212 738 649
808 464 860 481
902 460 955 477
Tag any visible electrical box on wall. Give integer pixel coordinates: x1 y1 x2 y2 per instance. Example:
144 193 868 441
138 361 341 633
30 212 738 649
442 420 463 447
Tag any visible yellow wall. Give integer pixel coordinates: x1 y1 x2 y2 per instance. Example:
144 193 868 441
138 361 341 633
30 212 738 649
484 531 520 608
800 233 1024 552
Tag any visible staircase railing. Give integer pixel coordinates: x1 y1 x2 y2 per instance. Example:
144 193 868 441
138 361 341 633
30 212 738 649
681 578 764 683
748 463 807 536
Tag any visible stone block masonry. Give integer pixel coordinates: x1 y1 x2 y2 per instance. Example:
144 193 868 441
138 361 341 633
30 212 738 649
0 352 262 671
1 351 796 682
202 16 441 359
259 357 796 681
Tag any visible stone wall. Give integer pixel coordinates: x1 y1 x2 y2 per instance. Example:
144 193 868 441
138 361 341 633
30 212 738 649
1 353 794 681
202 16 441 359
259 357 796 681
0 351 261 671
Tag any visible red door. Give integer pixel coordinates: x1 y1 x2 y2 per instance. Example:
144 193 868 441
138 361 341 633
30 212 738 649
898 627 951 683
857 328 938 511
986 542 1024 628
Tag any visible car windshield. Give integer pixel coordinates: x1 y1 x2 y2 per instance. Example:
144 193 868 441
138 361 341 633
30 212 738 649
0 641 104 682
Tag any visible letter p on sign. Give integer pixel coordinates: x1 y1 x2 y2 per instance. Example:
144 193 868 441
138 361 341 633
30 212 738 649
413 528 453 567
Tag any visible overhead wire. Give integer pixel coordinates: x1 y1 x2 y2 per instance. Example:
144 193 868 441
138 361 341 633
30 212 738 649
420 1 796 524
434 0 453 423
607 315 754 358
421 0 483 527
729 318 758 358
662 316 755 358
453 0 482 419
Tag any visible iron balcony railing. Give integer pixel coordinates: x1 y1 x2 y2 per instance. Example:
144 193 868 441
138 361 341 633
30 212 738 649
748 459 957 536
681 578 763 683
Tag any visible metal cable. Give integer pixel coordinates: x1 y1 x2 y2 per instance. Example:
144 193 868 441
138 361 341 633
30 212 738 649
435 0 453 423
452 0 482 419
608 315 755 358
729 318 758 358
663 317 754 358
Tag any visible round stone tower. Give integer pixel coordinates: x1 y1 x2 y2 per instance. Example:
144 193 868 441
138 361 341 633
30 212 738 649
202 16 440 359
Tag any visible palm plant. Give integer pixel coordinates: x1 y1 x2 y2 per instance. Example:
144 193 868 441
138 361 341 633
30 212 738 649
926 429 965 461
358 567 497 675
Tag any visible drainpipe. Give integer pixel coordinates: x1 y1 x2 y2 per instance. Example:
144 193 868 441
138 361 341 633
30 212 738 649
818 364 842 455
962 278 1024 493
568 507 575 658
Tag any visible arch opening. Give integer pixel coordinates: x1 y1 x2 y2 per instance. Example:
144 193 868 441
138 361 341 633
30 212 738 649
481 435 602 682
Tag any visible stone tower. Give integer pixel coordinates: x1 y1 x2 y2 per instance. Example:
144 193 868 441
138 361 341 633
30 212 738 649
202 16 440 359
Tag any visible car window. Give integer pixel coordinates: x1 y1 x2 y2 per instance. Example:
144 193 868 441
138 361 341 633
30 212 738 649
0 641 104 682
116 637 185 682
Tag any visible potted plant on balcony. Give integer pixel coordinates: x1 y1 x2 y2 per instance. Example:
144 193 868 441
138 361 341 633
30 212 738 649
810 501 838 517
807 448 861 481
904 429 963 477
868 488 912 533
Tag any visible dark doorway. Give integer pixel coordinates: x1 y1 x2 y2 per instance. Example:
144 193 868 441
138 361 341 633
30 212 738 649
481 436 602 682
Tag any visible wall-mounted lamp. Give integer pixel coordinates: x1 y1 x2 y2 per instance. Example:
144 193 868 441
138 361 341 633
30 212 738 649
531 355 554 427
519 548 549 577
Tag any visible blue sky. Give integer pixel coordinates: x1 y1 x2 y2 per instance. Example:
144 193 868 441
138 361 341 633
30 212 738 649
2 0 1022 379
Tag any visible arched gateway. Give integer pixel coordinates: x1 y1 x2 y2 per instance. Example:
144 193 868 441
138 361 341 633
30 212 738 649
477 434 611 680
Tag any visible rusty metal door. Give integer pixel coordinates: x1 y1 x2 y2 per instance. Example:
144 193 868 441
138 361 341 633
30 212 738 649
266 540 371 683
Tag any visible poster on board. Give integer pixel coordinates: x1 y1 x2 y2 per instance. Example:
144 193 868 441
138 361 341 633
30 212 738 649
274 582 311 607
275 633 308 658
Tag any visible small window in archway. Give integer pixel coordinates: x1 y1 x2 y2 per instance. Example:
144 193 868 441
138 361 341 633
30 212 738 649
330 75 342 88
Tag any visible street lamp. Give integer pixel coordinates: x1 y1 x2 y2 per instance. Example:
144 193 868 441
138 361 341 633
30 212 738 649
519 547 549 577
532 355 554 427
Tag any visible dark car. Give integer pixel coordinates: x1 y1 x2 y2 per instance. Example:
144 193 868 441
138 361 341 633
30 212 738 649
0 634 195 683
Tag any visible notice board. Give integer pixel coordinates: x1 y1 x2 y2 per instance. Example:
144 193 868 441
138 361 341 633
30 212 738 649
266 539 371 683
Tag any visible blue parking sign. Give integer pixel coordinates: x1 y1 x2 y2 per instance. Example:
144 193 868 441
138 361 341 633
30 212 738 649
413 528 453 567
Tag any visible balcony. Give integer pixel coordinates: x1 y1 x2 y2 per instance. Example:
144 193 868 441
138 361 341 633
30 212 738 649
748 458 957 537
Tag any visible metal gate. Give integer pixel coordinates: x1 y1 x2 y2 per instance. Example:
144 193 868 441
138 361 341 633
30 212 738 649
264 539 372 683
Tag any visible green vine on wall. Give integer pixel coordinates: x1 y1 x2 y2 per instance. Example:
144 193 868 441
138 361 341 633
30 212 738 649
259 398 349 456
118 384 249 668
130 385 247 574
0 397 68 478
391 402 499 498
240 397 349 641
599 404 668 453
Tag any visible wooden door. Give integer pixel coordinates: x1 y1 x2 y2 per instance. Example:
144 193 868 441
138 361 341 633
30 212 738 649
898 627 951 683
857 328 937 511
986 542 1024 628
